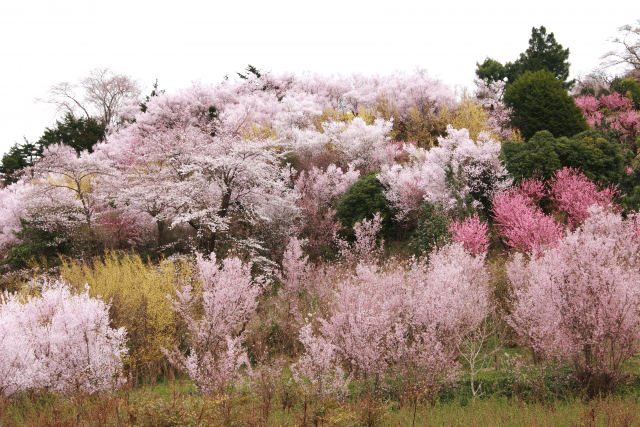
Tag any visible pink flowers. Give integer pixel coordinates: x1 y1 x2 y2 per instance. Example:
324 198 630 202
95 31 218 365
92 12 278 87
449 214 489 255
507 208 640 392
492 168 618 253
0 280 127 396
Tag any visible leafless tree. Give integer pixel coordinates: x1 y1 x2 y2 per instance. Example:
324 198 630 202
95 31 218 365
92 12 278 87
41 68 142 129
601 19 640 74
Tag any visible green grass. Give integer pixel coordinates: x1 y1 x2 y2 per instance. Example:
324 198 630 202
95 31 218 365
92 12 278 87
2 381 640 427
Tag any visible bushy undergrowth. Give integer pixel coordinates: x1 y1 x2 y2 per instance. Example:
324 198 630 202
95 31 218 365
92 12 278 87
59 252 192 385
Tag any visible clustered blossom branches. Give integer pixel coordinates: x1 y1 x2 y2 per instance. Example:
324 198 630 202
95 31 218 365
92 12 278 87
574 93 639 149
508 207 640 395
492 168 618 253
295 241 490 396
163 253 264 396
0 280 127 396
378 125 511 220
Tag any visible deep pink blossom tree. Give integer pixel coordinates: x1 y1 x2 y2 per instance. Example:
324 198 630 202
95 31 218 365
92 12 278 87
575 93 639 150
549 167 619 229
448 214 489 255
492 186 563 253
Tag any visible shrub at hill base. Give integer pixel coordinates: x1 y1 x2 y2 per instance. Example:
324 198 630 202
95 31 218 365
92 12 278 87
507 207 640 397
0 279 127 396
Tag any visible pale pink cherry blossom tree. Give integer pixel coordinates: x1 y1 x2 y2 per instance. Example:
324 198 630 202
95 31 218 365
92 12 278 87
378 126 510 221
296 241 490 399
15 144 116 251
507 206 640 395
0 279 127 396
29 144 108 227
163 253 264 396
293 164 360 258
474 78 514 141
102 84 299 253
0 181 33 258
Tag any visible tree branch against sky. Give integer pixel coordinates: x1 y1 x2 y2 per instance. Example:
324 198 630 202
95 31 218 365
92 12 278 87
601 19 640 73
39 68 142 129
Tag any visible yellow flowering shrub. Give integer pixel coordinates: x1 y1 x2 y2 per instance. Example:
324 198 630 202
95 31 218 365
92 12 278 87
60 251 194 383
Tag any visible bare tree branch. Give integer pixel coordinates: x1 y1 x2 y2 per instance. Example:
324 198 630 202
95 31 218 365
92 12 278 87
38 68 142 129
601 19 640 73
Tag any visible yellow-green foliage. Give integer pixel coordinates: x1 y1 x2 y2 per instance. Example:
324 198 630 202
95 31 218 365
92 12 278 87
450 96 493 141
239 122 278 140
312 107 376 131
60 251 194 382
392 105 452 148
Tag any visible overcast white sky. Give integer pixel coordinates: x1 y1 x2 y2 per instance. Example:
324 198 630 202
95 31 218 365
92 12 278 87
0 0 634 156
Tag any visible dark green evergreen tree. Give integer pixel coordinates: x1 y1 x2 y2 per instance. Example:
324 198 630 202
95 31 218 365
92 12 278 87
0 140 41 185
504 70 587 140
476 26 575 90
37 113 105 154
475 58 508 84
335 171 394 239
501 130 625 186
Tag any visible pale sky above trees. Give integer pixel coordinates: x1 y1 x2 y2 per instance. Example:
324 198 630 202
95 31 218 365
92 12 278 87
0 0 633 156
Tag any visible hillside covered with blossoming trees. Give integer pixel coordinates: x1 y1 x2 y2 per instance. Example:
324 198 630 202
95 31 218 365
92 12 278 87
1 22 640 427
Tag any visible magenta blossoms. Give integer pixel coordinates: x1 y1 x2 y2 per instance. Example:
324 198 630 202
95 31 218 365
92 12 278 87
449 214 489 255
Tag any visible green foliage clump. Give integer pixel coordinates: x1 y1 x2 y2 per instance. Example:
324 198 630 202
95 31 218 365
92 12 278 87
3 219 71 269
335 171 394 239
504 70 588 140
501 130 625 185
411 202 451 257
611 77 640 108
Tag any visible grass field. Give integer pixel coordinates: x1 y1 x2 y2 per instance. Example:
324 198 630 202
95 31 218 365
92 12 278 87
2 377 640 427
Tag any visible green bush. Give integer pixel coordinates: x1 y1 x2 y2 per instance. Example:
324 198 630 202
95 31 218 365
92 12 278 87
335 171 394 240
3 219 72 269
504 70 588 140
411 202 451 257
501 130 625 185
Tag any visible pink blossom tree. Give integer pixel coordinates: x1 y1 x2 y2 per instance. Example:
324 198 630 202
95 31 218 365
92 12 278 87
102 84 299 254
164 253 264 395
293 164 360 258
474 78 514 141
549 167 619 229
507 207 640 395
296 242 490 396
0 279 127 396
575 92 639 151
378 126 511 220
0 181 32 258
492 184 563 253
448 214 489 255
